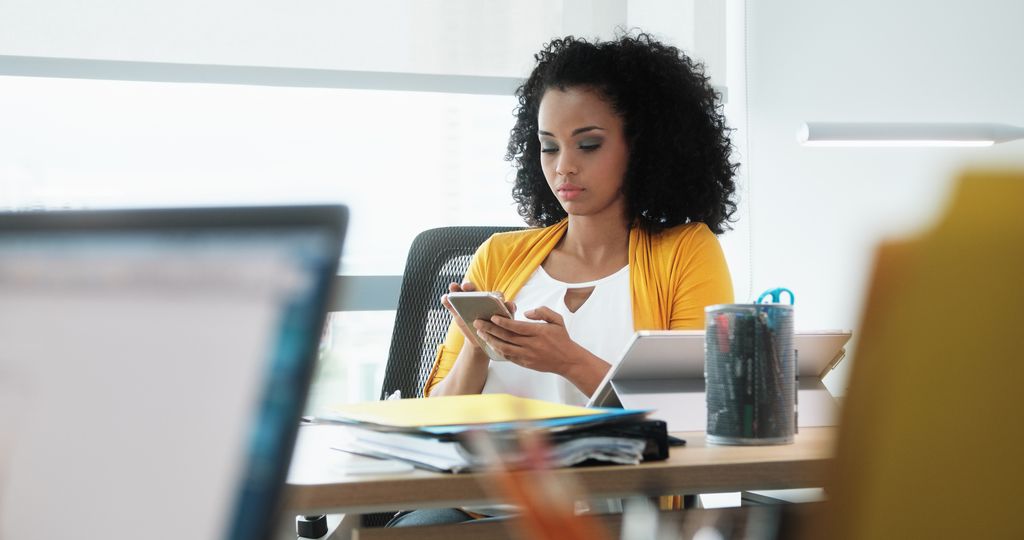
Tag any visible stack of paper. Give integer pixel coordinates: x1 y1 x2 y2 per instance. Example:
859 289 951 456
317 394 663 473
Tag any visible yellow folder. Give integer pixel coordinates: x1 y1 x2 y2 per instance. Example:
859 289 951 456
324 393 599 428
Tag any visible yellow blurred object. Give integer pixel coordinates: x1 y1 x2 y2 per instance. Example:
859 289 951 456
812 170 1024 539
322 393 599 428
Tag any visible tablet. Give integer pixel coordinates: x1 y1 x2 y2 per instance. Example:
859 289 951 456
588 329 853 408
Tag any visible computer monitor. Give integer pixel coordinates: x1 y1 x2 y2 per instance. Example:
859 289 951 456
0 206 347 540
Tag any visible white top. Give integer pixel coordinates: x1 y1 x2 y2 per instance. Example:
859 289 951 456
480 264 635 406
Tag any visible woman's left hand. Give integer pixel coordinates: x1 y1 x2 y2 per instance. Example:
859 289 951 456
473 306 583 375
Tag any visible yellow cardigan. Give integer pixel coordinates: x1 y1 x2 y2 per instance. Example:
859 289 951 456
423 220 734 396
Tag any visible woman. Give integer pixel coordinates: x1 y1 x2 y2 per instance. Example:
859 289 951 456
388 31 737 529
426 33 738 403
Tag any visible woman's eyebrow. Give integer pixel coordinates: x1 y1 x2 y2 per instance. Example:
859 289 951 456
537 126 606 137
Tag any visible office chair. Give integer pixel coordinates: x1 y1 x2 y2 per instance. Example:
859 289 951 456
376 225 523 401
362 225 521 528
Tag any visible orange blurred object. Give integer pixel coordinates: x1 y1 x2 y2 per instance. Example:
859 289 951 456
810 169 1024 539
472 425 613 540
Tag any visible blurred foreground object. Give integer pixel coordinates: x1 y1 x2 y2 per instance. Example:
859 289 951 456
470 426 613 540
0 206 346 540
810 170 1024 539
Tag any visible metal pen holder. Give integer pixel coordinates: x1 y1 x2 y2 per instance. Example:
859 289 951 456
704 302 796 445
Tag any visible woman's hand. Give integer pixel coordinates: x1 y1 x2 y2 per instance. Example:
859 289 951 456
472 307 571 372
440 282 516 348
474 307 610 395
431 282 517 397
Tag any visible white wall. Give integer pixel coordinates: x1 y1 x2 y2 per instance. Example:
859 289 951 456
744 0 1024 392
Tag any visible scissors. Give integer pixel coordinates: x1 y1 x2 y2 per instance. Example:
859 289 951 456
756 287 795 305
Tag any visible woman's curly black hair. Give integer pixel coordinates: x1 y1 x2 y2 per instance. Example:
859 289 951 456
506 33 738 234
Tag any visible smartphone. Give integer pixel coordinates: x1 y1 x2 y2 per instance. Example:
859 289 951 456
447 291 514 362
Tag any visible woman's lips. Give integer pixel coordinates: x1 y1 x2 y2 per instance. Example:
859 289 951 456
557 184 584 201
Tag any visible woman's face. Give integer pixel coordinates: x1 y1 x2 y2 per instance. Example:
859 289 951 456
537 87 629 222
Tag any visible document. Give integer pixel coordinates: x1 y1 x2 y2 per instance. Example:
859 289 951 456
333 426 648 473
319 394 666 473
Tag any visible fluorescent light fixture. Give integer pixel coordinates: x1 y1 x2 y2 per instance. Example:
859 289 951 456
798 122 1024 147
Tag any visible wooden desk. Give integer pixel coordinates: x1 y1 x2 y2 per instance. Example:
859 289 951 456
283 424 835 516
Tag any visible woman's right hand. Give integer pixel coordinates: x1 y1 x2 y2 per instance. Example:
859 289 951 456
440 281 516 349
432 281 516 396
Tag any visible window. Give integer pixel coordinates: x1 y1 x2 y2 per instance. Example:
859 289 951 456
0 74 528 407
0 76 524 273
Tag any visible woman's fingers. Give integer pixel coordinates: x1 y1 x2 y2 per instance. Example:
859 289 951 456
480 332 525 360
524 306 564 326
448 281 477 293
487 315 542 336
475 318 522 344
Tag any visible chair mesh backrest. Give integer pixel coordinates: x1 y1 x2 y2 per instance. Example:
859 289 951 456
379 225 522 400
